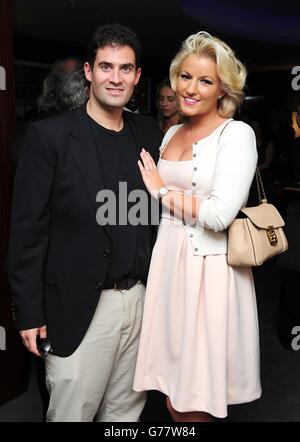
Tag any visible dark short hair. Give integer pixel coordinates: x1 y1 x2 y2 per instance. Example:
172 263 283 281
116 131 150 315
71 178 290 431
87 23 141 68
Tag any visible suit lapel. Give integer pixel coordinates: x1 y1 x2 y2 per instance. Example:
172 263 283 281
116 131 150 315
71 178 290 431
124 112 150 191
124 112 143 156
68 105 111 239
124 111 161 163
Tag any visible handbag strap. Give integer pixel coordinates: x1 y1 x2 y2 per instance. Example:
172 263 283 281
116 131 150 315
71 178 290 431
255 168 267 203
219 119 234 137
219 119 268 204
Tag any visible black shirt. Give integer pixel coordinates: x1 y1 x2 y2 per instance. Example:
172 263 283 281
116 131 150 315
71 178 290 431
87 110 154 285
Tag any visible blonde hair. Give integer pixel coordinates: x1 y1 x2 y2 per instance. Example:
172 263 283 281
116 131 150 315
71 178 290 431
169 31 247 118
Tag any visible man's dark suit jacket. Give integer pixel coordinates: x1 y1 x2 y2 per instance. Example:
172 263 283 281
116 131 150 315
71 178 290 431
9 104 162 357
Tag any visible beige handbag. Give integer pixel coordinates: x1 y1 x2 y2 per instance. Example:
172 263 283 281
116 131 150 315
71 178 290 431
227 169 288 267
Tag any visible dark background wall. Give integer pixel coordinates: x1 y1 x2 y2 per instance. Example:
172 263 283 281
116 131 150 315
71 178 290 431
0 0 28 406
12 0 300 117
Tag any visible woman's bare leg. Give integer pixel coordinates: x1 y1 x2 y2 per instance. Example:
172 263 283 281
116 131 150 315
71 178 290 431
166 397 213 422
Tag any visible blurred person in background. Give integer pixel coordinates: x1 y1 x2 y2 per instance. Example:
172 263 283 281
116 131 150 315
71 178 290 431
11 57 88 177
156 78 182 133
277 104 300 350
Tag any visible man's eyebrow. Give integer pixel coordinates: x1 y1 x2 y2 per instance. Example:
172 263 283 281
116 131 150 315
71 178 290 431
97 61 135 68
120 63 135 69
98 61 113 66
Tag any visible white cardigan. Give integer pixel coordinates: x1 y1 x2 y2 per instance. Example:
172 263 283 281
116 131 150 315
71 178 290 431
159 119 258 256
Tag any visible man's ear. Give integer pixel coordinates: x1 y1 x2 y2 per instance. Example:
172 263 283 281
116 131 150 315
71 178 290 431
84 62 93 82
134 67 142 86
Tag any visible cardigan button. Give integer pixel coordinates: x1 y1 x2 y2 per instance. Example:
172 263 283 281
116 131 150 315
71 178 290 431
193 167 197 171
195 248 198 252
192 182 196 186
190 234 193 237
193 153 196 157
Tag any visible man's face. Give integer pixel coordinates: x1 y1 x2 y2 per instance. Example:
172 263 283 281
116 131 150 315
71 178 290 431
84 44 141 111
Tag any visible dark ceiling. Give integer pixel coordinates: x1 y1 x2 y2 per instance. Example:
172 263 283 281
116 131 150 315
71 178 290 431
182 0 300 46
13 0 300 74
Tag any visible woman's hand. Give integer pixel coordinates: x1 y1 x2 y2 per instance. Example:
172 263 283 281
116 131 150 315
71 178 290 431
138 148 201 223
138 148 165 198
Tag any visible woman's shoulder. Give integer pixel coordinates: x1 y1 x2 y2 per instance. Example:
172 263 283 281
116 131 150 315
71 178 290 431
223 119 255 137
218 119 257 157
160 124 184 150
164 123 183 138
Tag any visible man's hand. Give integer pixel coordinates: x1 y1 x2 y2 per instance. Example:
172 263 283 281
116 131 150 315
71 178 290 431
20 325 47 357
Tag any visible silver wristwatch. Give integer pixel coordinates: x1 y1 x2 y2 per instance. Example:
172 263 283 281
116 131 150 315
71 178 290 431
157 187 169 199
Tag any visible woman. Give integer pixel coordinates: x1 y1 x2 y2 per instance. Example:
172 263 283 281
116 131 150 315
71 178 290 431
156 79 182 133
134 31 261 421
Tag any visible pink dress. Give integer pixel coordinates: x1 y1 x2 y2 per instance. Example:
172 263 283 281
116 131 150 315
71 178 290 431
133 159 261 418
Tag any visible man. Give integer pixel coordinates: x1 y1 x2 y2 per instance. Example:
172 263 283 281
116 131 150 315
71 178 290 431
9 23 162 422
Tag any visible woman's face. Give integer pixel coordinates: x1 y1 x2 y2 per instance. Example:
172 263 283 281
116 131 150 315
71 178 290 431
158 86 179 118
176 54 223 118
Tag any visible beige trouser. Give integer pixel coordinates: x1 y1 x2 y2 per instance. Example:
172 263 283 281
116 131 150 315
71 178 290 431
45 282 146 422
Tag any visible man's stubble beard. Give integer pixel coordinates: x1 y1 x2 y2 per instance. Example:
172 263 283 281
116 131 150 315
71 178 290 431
92 85 133 112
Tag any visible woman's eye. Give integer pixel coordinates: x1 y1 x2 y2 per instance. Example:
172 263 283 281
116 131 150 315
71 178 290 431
200 79 213 85
180 74 190 80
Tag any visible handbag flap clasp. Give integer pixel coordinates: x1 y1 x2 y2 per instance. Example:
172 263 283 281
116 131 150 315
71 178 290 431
240 203 285 229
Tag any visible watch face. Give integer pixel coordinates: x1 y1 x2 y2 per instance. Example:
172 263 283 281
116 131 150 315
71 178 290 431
159 187 168 197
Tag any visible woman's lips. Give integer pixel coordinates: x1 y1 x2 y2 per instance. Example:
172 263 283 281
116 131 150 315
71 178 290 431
183 97 200 105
